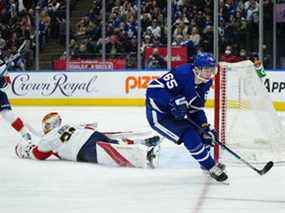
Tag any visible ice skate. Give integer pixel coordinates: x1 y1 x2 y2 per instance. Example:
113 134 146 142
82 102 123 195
146 143 161 169
209 162 228 182
201 162 226 171
143 135 161 147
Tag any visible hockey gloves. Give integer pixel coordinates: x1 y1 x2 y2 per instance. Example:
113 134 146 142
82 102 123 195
0 75 11 89
201 123 218 146
169 95 188 120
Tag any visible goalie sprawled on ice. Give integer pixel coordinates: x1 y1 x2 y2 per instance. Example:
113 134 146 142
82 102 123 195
15 112 161 168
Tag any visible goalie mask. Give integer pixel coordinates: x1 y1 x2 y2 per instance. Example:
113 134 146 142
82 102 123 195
42 112 62 134
193 52 217 83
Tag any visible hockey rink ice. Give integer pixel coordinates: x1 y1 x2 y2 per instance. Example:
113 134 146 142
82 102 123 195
0 106 284 213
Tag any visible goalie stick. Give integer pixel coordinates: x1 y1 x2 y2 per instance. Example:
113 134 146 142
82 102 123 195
187 118 274 175
103 129 155 138
25 124 157 144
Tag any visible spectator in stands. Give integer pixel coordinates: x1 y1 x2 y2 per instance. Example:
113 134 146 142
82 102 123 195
145 48 166 69
141 12 152 32
220 45 241 62
152 36 162 48
173 20 189 40
69 39 78 57
232 11 248 47
74 43 89 59
262 44 272 68
246 1 259 22
174 13 189 27
141 34 153 54
201 25 213 52
245 0 259 51
244 0 259 16
49 0 62 13
146 19 161 40
172 34 185 46
239 49 248 61
105 35 123 57
19 12 32 39
87 36 99 56
189 27 201 47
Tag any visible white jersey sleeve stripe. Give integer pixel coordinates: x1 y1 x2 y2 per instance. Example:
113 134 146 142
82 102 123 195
196 152 210 162
149 98 165 113
147 79 165 88
151 110 180 142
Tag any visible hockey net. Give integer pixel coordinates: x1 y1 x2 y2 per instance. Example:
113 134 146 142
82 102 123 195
214 60 285 164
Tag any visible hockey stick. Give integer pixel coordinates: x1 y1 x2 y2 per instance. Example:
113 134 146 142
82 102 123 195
1 40 28 76
187 118 274 175
5 40 27 65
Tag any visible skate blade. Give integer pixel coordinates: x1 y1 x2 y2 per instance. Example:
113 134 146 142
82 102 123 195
208 178 230 185
203 173 230 185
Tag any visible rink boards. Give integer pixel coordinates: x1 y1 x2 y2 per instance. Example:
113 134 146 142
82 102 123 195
5 70 285 111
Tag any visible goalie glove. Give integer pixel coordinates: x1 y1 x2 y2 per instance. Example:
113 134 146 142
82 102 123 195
201 123 218 147
169 95 188 120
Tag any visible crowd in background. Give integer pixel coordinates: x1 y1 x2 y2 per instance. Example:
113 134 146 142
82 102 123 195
66 0 277 69
0 0 283 70
0 0 78 70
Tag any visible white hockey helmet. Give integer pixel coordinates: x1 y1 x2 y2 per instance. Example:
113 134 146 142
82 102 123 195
42 112 62 134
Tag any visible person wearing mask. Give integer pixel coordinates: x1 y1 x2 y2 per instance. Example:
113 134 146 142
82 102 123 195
220 46 241 63
146 48 167 69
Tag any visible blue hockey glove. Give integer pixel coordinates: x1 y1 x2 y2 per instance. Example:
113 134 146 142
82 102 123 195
169 95 188 120
201 123 218 146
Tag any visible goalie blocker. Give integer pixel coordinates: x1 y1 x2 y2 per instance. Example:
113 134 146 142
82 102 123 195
15 112 161 168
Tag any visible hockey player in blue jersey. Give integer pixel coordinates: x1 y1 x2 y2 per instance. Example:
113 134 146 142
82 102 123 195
145 52 228 182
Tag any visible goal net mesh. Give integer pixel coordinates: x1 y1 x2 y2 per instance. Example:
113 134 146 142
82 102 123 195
215 60 285 164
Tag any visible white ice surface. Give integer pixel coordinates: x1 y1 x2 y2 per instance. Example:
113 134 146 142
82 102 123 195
0 107 284 213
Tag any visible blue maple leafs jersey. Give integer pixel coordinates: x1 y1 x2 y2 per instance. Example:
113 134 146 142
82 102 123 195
146 63 212 125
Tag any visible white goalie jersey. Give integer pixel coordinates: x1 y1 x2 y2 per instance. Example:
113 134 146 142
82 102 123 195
15 123 161 168
37 124 96 161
